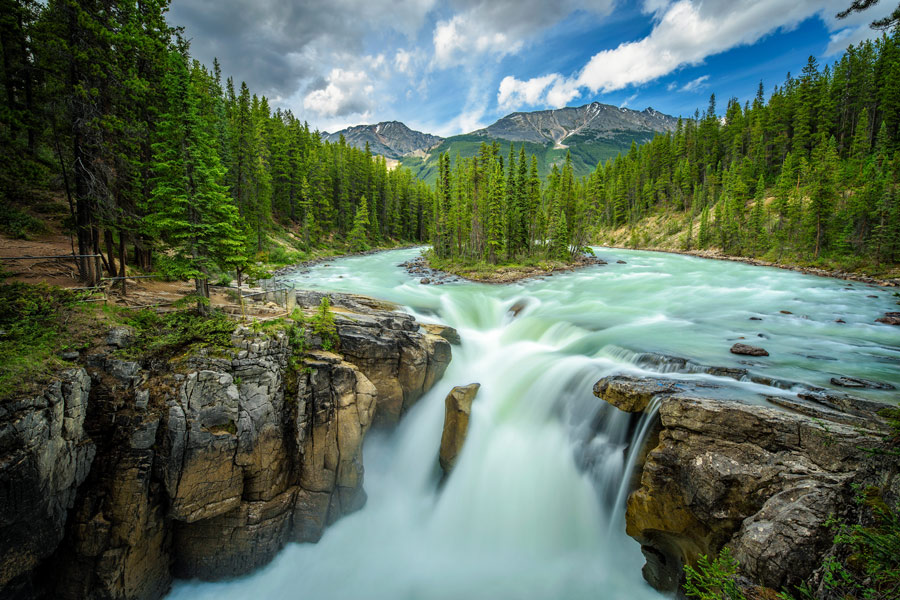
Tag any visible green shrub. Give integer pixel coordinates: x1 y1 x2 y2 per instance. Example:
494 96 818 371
684 547 745 600
0 283 82 399
0 201 47 239
311 296 338 352
121 306 236 358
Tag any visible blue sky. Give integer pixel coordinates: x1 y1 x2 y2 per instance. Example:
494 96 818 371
169 0 897 137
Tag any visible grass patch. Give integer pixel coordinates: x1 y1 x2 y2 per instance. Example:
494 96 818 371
115 303 238 360
0 283 101 400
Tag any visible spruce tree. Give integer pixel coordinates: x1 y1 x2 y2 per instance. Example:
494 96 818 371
348 195 370 252
143 48 244 313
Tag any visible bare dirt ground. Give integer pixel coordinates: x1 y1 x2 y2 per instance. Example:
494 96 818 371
1 232 285 318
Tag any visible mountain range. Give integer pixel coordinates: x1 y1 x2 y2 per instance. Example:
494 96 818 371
323 102 680 182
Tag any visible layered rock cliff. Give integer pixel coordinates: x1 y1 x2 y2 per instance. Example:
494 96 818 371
0 292 453 600
594 374 898 595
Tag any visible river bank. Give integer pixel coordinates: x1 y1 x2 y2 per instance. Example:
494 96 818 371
600 244 900 288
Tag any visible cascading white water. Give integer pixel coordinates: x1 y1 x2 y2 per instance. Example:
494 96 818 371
168 247 899 600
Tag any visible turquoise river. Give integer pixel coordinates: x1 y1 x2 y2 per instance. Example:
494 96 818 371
167 247 899 600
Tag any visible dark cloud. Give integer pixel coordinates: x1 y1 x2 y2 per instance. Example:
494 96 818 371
169 0 376 98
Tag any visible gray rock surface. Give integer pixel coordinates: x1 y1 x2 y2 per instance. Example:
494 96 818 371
1 292 453 600
594 374 894 594
0 369 95 593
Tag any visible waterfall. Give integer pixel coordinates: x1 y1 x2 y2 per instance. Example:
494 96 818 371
168 246 899 600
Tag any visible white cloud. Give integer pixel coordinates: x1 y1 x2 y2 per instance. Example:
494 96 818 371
642 0 671 16
495 0 888 111
410 108 489 138
498 74 559 110
394 49 412 74
497 73 582 111
434 13 522 67
432 0 615 68
303 68 375 117
620 92 638 108
679 74 709 92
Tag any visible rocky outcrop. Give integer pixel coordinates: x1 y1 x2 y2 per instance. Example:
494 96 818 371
295 290 453 427
438 384 480 475
1 293 453 600
0 369 95 597
595 374 896 594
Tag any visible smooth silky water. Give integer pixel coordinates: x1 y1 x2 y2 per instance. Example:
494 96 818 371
168 247 900 600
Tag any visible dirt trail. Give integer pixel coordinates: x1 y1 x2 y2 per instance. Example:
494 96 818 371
1 233 285 317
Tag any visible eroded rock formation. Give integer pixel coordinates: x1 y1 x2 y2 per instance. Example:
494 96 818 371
438 383 480 475
0 292 454 600
595 374 898 595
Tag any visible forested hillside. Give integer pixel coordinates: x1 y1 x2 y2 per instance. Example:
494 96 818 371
0 0 433 296
590 32 900 271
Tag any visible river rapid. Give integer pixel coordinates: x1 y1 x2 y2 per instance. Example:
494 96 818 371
168 247 899 600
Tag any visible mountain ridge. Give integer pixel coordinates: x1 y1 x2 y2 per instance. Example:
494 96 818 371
324 102 680 181
322 121 443 159
471 102 679 147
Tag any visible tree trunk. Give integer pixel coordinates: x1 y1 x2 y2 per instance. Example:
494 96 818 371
104 229 117 277
118 234 127 296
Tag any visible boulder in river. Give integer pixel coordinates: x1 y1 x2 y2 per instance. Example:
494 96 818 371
422 323 462 346
730 343 769 357
875 311 900 325
420 278 430 285
438 384 480 475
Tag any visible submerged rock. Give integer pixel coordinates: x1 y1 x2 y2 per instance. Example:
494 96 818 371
438 384 481 475
830 376 896 390
875 311 900 325
730 343 769 357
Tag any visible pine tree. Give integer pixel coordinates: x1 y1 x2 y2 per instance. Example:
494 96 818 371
143 48 244 313
348 195 370 252
748 175 767 255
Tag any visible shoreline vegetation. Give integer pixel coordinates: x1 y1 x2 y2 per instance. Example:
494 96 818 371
603 244 900 287
420 250 603 284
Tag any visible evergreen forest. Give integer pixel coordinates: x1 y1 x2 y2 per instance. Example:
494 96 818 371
1 0 434 301
3 0 900 289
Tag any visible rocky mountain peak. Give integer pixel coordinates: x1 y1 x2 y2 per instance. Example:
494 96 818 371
324 121 443 159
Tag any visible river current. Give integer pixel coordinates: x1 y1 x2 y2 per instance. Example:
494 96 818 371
168 247 899 600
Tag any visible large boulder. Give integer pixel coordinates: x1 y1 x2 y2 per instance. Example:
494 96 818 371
594 374 893 594
295 290 453 427
438 384 480 475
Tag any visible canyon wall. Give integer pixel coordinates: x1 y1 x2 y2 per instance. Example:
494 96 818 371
0 292 453 600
